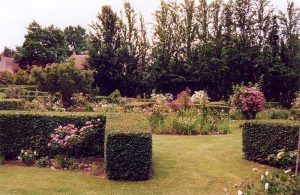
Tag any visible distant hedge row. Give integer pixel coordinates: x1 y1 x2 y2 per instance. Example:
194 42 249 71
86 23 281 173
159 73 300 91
0 99 25 110
242 120 300 168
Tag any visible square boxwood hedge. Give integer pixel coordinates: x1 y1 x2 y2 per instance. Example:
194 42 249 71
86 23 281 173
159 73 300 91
0 111 106 159
242 120 300 165
0 99 25 110
105 114 152 181
105 132 152 181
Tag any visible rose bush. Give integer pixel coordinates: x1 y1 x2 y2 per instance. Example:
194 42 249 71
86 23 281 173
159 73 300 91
232 86 266 119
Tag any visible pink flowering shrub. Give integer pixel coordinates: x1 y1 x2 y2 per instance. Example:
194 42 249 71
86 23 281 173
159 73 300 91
69 93 94 112
48 121 96 156
232 86 266 119
169 88 192 112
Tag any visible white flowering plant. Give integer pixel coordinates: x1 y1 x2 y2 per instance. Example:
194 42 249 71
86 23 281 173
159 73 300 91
226 168 298 194
151 93 168 104
267 149 297 169
18 149 38 163
190 90 209 106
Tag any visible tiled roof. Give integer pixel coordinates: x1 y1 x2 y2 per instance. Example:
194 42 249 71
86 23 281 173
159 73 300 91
71 54 89 69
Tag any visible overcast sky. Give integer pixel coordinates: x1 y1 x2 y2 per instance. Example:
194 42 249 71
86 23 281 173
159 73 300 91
0 0 296 51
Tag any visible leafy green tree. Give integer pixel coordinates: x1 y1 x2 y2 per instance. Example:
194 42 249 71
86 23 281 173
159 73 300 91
2 47 16 57
89 6 123 95
15 21 68 70
31 59 94 106
64 25 88 55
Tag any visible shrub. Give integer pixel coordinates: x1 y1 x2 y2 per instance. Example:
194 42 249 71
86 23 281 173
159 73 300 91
0 111 106 159
169 88 192 111
0 71 15 85
35 156 50 167
18 149 38 163
105 132 152 181
232 86 266 119
31 59 95 106
109 89 121 103
48 120 102 157
190 90 209 106
69 93 94 112
4 86 24 98
15 69 30 85
228 169 298 195
0 99 25 110
242 120 299 168
53 155 78 170
256 109 291 120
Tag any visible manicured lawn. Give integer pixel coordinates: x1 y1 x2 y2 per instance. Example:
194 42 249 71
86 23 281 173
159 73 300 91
0 113 271 194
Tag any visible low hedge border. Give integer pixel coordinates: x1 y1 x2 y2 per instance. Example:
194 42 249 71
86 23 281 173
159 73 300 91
242 120 300 168
0 99 25 110
0 111 106 159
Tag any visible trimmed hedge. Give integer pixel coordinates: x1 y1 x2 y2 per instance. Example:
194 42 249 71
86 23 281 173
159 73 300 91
0 111 106 159
242 120 299 167
105 114 152 181
105 132 152 181
0 99 25 110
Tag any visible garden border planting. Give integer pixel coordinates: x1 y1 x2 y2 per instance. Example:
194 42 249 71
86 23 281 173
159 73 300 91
0 111 106 159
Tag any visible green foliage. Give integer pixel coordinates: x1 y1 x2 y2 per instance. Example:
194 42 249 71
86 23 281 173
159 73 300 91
230 169 298 195
3 86 24 98
105 133 152 181
53 155 77 170
14 21 68 69
31 60 95 106
0 71 15 85
18 149 38 163
109 89 121 103
89 3 150 96
0 111 106 159
256 109 291 120
15 70 30 85
0 99 25 110
0 93 6 99
242 120 300 168
64 25 88 55
35 156 50 167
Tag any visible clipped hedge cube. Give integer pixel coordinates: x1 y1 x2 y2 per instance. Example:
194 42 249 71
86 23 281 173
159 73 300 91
105 133 152 181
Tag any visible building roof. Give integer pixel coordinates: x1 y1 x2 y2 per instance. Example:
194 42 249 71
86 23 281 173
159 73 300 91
0 54 20 73
71 54 89 69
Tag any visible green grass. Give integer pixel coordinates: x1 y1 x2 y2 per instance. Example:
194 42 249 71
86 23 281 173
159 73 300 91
0 113 273 194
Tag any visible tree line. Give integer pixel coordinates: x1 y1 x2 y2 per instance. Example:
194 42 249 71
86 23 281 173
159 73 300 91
5 0 300 107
